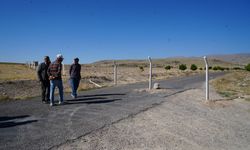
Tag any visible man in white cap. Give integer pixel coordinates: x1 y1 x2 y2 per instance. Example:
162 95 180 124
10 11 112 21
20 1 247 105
47 54 64 106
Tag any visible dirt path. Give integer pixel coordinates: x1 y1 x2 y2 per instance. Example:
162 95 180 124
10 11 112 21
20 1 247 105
56 88 250 150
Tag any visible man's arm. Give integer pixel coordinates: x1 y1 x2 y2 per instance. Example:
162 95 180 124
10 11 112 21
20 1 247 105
47 64 51 77
79 64 81 79
69 64 73 76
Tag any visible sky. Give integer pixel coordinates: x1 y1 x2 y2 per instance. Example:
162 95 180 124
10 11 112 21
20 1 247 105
0 0 250 64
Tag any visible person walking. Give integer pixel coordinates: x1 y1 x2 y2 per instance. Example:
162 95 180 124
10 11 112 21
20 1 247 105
37 56 51 104
47 54 64 106
69 58 81 98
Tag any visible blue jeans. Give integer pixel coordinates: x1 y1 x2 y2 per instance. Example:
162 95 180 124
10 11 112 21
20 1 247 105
50 79 64 104
70 78 80 97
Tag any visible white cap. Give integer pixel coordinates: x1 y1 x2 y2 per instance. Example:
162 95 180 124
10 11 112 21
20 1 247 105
56 54 63 59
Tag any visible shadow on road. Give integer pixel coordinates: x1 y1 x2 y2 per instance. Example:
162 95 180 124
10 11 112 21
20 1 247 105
77 93 126 98
0 115 37 128
65 98 122 105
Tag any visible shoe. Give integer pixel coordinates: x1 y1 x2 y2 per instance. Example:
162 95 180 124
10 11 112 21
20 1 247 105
59 101 64 105
71 94 76 99
50 103 54 107
42 101 46 104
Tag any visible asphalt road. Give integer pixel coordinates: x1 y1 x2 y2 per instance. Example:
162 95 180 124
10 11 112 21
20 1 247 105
0 73 224 150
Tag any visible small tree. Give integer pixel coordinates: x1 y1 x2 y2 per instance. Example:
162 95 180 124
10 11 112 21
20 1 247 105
139 66 144 72
165 65 171 70
190 64 197 71
245 64 250 71
179 64 187 70
213 66 218 71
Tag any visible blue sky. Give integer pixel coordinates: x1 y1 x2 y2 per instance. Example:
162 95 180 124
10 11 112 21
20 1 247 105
0 0 250 64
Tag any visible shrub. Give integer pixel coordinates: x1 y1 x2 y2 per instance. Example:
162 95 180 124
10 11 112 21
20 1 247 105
209 66 212 70
245 64 250 71
179 64 187 70
190 64 197 71
139 66 144 72
199 67 203 70
213 66 225 71
233 67 243 70
164 65 171 70
213 66 218 71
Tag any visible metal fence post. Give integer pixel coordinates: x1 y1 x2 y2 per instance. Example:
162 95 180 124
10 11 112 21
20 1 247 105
62 63 66 76
113 60 117 85
203 56 209 100
148 56 152 90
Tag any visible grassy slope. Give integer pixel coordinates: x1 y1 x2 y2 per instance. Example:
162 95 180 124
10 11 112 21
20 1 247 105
0 63 37 81
92 57 235 68
211 71 250 101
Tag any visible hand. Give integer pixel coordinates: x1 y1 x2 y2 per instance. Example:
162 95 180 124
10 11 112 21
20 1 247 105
49 76 55 80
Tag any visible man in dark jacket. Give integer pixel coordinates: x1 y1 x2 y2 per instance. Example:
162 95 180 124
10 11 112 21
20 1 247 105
37 56 51 103
47 54 64 106
69 58 81 98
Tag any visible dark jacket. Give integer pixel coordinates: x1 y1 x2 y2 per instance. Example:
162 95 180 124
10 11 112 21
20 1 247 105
69 63 81 79
37 62 50 82
47 61 62 80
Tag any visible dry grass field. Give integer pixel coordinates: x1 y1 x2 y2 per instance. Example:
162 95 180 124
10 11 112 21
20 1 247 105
0 63 36 81
211 71 250 101
0 56 247 101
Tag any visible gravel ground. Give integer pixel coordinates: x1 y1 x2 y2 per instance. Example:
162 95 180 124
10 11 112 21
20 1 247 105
56 88 250 150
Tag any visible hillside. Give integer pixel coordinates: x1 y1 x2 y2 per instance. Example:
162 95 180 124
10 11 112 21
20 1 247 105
208 53 250 65
92 56 242 68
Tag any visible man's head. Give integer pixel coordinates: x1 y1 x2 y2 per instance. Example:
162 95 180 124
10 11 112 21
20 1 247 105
44 56 50 64
74 57 79 64
56 54 64 62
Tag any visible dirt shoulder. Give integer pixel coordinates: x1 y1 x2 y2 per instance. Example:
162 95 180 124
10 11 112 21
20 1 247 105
56 88 250 150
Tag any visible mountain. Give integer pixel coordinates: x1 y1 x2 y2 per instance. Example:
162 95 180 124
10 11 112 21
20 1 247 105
208 53 250 65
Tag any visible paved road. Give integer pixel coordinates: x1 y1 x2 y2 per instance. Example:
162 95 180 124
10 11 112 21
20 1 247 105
0 73 224 150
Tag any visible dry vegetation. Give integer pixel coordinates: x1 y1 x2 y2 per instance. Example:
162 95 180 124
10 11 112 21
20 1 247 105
0 63 36 81
0 57 241 101
211 71 250 101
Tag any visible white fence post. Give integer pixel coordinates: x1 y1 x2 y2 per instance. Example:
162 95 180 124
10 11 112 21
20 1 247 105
203 56 209 100
113 60 117 85
62 63 66 76
148 56 152 90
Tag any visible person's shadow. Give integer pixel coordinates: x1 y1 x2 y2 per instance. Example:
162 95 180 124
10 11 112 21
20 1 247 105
0 115 37 128
65 93 125 105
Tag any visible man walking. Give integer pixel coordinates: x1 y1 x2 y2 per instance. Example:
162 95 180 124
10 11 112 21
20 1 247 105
37 56 51 104
69 58 81 98
47 54 64 106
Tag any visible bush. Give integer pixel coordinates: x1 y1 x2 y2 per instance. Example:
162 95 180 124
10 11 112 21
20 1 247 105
164 65 171 70
190 64 197 71
199 67 203 70
139 66 144 72
179 64 187 70
245 64 250 71
213 66 218 71
233 67 243 70
213 66 225 71
209 66 212 70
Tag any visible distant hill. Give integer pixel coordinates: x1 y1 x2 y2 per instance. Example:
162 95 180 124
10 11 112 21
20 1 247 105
208 53 250 65
92 54 250 68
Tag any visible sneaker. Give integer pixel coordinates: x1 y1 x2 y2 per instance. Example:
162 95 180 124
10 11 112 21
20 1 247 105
50 103 54 107
58 101 64 105
71 94 76 99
